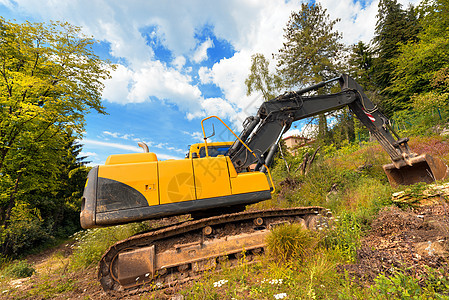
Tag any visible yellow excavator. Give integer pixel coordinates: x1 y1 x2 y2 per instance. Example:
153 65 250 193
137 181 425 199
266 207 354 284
80 74 447 293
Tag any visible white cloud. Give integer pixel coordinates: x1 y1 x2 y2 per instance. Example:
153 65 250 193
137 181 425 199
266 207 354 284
102 131 120 138
99 131 186 154
172 55 186 70
82 139 144 152
182 131 204 142
81 139 181 160
198 66 213 84
79 151 98 157
9 0 421 127
192 38 214 63
321 0 422 45
103 60 204 114
0 0 14 9
102 64 133 104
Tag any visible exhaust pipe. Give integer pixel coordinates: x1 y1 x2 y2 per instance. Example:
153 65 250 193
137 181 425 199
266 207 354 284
383 154 448 188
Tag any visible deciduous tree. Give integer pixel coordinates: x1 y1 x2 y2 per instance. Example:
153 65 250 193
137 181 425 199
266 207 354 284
245 53 281 101
373 0 421 113
0 18 112 228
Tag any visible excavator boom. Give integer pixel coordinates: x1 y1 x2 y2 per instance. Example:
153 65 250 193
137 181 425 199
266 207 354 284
227 74 448 186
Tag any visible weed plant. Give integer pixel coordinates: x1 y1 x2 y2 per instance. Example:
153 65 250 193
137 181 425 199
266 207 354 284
368 268 449 299
1 260 35 278
70 222 152 269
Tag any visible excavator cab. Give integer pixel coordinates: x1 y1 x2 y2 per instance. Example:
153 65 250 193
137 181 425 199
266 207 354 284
186 141 234 158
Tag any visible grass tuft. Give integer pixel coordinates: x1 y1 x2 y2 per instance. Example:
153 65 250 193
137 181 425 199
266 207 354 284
266 223 318 264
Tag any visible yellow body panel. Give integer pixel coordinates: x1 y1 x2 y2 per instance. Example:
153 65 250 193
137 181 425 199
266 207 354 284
192 157 231 199
159 159 196 204
105 153 158 165
230 172 270 195
225 157 238 178
98 162 159 206
98 150 270 208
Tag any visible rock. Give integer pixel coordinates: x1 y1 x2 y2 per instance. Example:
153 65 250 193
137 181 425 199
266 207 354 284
415 241 447 257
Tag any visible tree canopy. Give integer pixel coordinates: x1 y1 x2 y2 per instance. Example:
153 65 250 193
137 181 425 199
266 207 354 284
245 3 345 144
276 2 344 89
0 19 112 255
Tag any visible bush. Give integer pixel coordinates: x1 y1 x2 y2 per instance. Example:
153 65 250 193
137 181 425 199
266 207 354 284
0 203 52 257
3 260 35 278
370 270 437 299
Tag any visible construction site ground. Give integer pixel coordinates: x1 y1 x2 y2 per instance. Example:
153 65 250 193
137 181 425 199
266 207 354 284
1 200 448 299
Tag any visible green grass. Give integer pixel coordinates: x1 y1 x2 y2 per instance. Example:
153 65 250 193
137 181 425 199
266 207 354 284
1 260 35 278
70 223 145 269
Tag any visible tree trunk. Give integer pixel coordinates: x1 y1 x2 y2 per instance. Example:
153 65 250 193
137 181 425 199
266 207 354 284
2 173 22 228
305 146 320 175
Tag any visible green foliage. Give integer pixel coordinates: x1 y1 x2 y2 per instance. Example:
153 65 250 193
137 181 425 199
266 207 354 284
245 53 281 100
373 0 421 107
328 109 356 147
267 223 317 264
383 0 449 113
13 274 75 299
323 212 361 262
70 222 151 268
370 268 449 299
269 2 346 143
276 2 344 88
0 18 111 257
0 202 52 257
2 260 35 278
346 41 375 90
391 107 449 137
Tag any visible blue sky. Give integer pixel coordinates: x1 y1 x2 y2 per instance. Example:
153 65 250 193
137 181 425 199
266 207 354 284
0 0 420 165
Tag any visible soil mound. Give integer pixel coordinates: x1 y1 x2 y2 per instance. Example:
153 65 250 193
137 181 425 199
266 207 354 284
341 204 449 283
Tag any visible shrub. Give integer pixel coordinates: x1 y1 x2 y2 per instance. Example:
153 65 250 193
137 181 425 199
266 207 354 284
0 202 52 257
70 222 152 269
3 260 35 278
370 271 422 299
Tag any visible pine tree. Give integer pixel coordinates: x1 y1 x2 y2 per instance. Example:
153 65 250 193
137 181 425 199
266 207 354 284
276 3 344 88
275 3 345 143
347 41 375 90
373 0 421 113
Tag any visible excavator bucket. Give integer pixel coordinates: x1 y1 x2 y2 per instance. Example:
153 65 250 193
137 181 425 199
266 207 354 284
383 154 448 188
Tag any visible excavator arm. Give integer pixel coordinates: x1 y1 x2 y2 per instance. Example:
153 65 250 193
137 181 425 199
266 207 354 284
228 74 448 186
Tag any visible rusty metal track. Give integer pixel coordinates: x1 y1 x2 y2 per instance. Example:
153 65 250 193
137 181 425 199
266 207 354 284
98 207 331 294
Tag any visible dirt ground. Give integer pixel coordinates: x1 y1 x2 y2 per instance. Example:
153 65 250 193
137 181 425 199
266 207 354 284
2 202 449 299
0 225 185 300
341 203 449 284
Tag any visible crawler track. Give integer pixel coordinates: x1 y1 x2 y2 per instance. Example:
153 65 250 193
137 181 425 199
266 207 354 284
98 207 331 294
